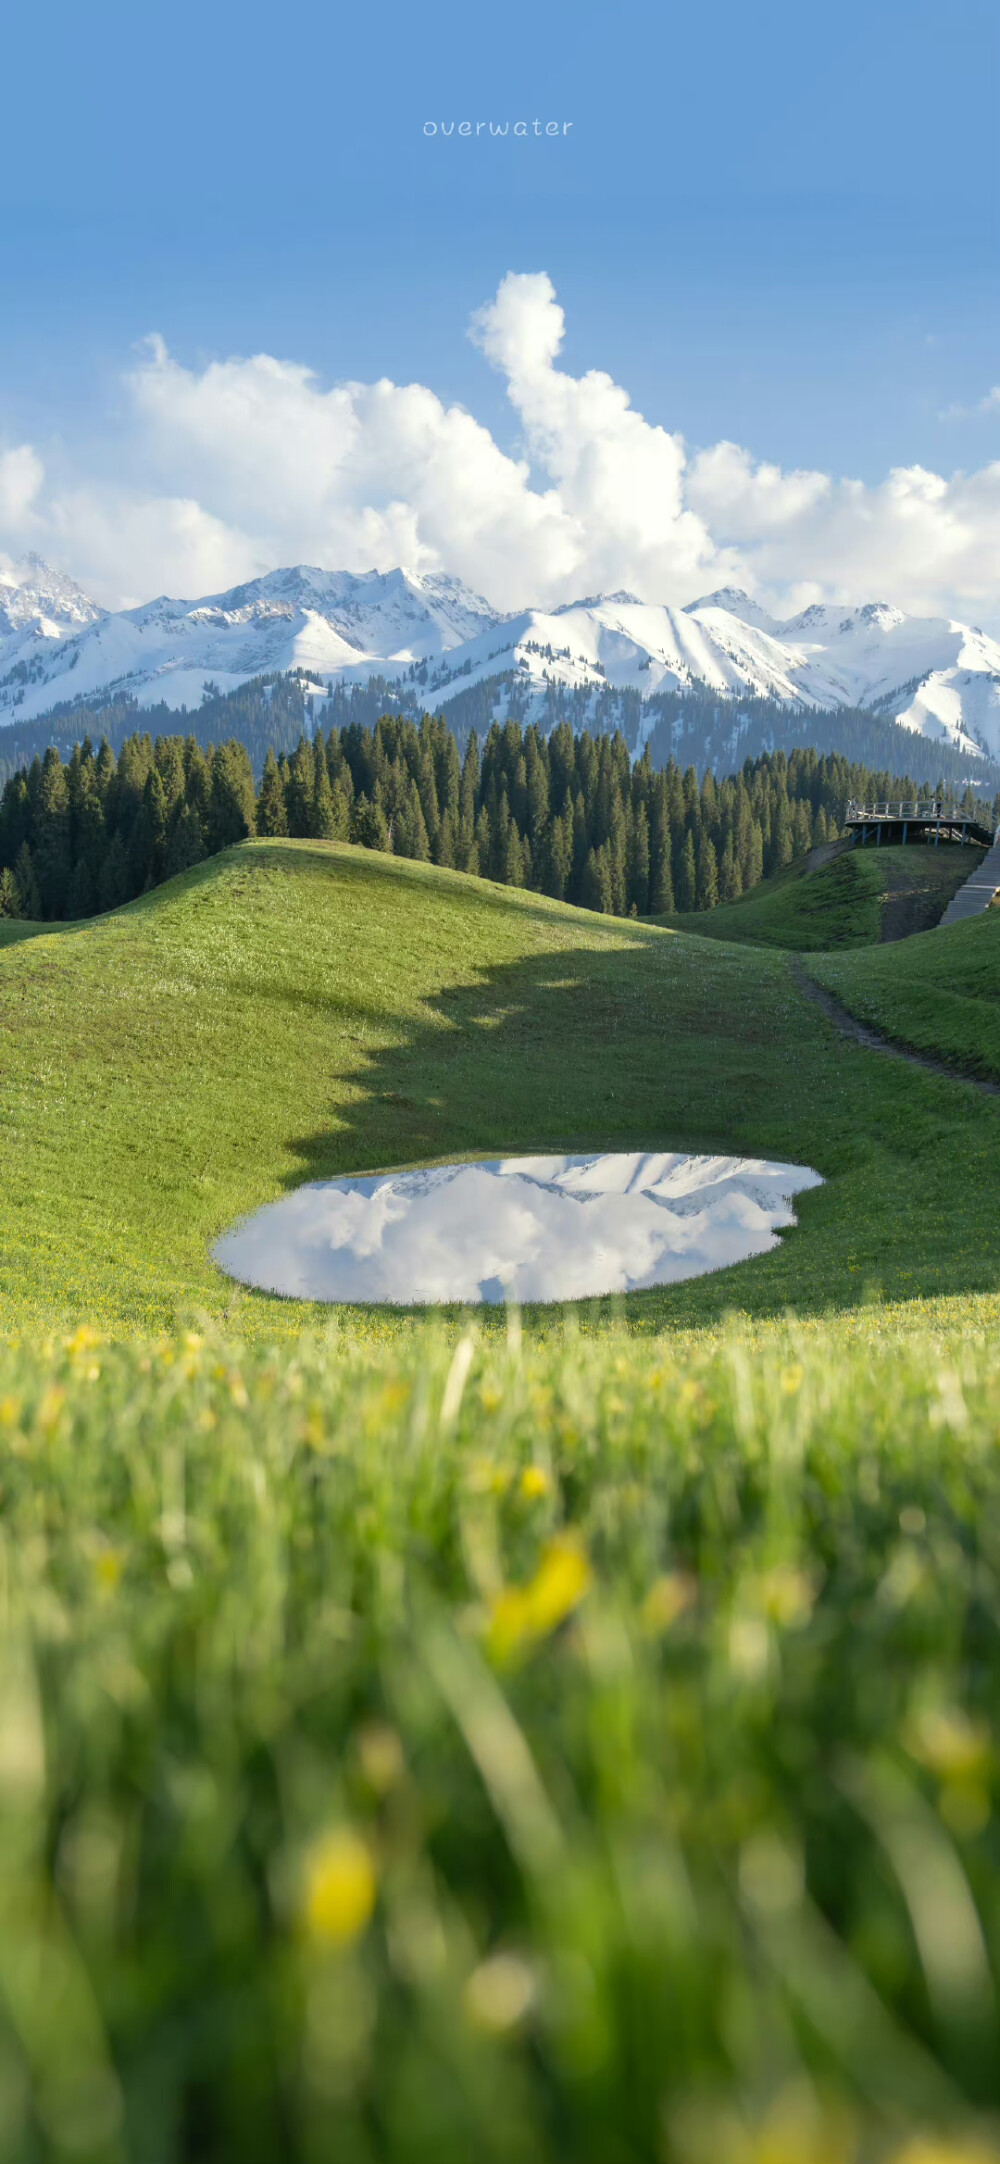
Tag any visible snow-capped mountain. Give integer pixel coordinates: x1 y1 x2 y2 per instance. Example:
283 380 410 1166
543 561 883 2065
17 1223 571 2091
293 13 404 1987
0 563 503 724
391 590 1000 759
0 553 105 640
3 558 1000 763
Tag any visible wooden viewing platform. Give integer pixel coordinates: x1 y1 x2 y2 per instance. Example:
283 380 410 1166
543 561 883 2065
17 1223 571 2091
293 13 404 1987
844 800 995 849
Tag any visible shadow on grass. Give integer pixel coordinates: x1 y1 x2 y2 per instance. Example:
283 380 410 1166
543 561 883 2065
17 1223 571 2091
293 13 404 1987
239 933 1000 1332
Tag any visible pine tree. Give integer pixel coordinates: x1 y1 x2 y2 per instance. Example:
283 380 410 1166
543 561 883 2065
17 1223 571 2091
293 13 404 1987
183 739 212 831
504 821 525 887
771 796 794 872
138 768 170 887
330 781 351 840
460 734 479 830
257 750 289 837
285 738 315 837
650 840 674 914
312 751 337 840
719 838 742 903
0 865 21 918
571 791 589 901
416 749 441 855
436 805 457 868
627 802 650 915
525 734 549 844
746 819 765 890
349 795 389 851
608 796 627 916
676 829 697 912
165 804 206 880
34 750 72 918
474 805 491 879
491 790 511 883
582 845 613 915
13 842 40 919
696 833 719 911
97 833 130 914
206 743 256 851
544 802 572 900
649 781 672 913
65 858 96 919
406 780 431 861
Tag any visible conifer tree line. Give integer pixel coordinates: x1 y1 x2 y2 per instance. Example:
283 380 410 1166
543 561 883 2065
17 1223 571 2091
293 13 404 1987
0 715 995 924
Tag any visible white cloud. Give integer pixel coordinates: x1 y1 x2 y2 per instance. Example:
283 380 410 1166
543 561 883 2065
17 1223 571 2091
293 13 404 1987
1 273 1000 625
0 445 44 529
470 273 717 598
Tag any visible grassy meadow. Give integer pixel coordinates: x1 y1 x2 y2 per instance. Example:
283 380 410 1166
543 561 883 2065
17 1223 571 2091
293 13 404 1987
661 842 983 952
1 837 999 2160
2 838 1000 1337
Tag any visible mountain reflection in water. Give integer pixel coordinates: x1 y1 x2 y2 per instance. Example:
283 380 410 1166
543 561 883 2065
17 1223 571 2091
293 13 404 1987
214 1152 823 1307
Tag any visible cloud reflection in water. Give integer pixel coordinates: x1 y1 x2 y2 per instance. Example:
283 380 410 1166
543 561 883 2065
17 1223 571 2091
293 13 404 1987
214 1152 823 1306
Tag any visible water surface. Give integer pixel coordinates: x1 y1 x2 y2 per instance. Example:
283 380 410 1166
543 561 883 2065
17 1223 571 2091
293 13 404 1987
214 1151 822 1306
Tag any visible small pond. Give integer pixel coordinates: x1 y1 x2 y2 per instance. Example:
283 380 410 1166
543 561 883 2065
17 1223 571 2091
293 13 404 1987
213 1151 822 1307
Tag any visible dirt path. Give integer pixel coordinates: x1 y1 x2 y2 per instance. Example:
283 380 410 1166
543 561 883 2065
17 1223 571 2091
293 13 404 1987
791 961 1000 1098
803 840 847 874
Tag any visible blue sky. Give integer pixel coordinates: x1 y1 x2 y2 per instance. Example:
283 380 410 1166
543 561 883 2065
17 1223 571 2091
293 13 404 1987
2 0 998 615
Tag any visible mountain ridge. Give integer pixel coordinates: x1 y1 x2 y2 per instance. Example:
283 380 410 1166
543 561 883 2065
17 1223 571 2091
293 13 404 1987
3 555 1000 763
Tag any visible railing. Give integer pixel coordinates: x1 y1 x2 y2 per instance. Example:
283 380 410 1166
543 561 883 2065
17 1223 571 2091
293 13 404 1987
845 800 948 820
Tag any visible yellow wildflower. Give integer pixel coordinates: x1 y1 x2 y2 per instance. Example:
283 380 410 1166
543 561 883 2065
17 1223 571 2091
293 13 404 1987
488 1533 591 1663
302 1828 376 1948
64 1324 102 1354
94 1550 123 1594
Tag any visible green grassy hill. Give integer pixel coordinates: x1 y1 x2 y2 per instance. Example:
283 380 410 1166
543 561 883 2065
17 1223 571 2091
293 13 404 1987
2 840 1000 2158
0 917 62 949
661 841 983 950
812 904 1000 1081
1 836 1000 1335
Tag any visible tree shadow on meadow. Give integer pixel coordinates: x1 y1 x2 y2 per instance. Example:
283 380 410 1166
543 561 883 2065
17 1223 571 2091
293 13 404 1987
269 936 1000 1331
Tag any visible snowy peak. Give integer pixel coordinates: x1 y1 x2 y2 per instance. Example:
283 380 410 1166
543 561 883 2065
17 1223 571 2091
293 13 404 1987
182 563 502 658
780 599 909 638
553 589 644 614
685 588 781 633
0 553 105 641
2 560 1000 765
0 562 506 726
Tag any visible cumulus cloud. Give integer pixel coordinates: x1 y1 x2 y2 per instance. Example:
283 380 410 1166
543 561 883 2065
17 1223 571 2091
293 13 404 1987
470 273 717 597
1 272 999 623
0 445 45 529
687 443 1000 622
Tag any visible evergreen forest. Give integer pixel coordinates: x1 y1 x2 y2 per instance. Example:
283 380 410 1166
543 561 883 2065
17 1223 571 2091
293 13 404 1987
1 712 996 924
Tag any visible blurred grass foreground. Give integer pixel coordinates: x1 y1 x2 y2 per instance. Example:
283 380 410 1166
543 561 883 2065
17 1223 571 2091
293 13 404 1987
0 1317 997 2163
